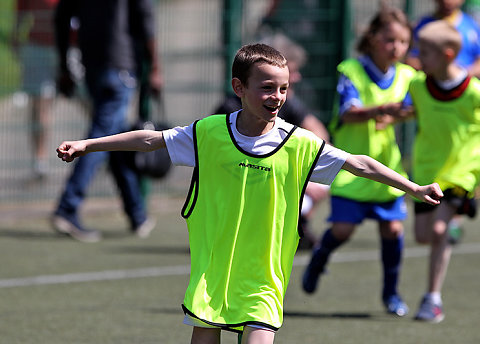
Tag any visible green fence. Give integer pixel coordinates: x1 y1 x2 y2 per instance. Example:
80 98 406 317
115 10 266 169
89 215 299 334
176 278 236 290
0 0 447 204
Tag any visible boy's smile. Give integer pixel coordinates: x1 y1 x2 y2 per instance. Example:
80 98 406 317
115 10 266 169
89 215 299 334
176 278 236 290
233 62 289 136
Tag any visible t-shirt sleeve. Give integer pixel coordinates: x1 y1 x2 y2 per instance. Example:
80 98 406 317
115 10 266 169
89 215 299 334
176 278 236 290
402 91 413 108
309 143 349 185
337 73 362 115
163 123 196 167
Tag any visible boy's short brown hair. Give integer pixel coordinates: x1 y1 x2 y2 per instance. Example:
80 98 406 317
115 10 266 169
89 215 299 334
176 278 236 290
418 20 462 55
232 44 287 86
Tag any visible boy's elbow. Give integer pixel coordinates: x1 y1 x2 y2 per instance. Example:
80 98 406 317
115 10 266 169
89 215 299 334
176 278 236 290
344 154 369 176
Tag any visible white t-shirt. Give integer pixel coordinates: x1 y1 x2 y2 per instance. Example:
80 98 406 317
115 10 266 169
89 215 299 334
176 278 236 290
163 111 350 185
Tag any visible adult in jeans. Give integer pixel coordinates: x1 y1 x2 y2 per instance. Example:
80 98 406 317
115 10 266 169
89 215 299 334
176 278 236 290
52 0 162 242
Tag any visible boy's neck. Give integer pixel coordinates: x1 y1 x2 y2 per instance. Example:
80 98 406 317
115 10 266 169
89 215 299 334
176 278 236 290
236 111 276 137
431 63 464 82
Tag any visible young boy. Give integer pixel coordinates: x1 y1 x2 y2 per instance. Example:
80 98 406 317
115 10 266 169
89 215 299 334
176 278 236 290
56 44 442 343
409 20 480 323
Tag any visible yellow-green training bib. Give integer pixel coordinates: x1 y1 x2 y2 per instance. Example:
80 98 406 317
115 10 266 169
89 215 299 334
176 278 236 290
181 114 324 332
330 59 416 202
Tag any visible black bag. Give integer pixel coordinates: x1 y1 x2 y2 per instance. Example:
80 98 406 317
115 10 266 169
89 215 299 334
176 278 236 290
126 49 172 179
128 119 172 179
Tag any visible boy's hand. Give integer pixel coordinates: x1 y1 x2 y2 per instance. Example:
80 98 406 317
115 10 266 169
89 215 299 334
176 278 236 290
56 140 88 162
375 114 395 130
415 183 443 205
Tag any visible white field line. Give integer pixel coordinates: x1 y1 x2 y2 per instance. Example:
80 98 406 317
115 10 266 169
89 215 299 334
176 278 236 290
1 243 480 289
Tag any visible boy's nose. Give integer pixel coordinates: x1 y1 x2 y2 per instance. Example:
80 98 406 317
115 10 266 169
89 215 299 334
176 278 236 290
273 89 284 100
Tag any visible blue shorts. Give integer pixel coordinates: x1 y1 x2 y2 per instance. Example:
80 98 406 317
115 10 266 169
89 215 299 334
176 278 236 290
328 196 407 224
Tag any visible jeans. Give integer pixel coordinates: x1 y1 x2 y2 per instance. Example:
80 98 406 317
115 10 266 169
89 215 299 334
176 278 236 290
57 68 146 228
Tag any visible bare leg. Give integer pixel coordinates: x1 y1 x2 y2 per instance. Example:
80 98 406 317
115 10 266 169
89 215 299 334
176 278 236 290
31 96 52 176
191 327 221 344
241 326 275 344
330 222 356 241
378 220 403 239
428 203 456 293
414 203 455 293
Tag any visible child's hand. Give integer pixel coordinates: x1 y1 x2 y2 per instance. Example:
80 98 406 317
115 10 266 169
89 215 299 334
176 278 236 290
56 140 88 162
375 114 395 130
378 102 403 117
415 183 443 205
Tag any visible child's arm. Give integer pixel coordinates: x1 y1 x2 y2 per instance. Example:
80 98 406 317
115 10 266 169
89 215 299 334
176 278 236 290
342 154 443 205
341 103 402 123
375 105 416 130
57 130 166 163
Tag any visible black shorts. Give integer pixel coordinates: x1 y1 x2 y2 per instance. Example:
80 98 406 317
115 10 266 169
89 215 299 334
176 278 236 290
414 187 477 218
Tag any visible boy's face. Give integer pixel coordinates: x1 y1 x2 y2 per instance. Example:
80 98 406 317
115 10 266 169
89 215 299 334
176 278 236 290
233 62 289 125
418 41 449 77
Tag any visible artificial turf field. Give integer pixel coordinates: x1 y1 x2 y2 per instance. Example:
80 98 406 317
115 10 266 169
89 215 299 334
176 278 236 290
1 195 479 344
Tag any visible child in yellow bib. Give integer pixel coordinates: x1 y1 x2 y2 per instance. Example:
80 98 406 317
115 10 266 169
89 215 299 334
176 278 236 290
303 7 416 317
408 20 480 323
55 44 442 344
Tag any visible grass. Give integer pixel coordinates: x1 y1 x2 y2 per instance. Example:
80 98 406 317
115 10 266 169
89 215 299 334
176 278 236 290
1 195 479 343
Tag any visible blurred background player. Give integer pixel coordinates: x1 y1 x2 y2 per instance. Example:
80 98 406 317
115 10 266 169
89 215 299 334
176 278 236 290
406 0 480 244
15 0 59 179
302 6 416 317
408 20 480 323
214 33 330 249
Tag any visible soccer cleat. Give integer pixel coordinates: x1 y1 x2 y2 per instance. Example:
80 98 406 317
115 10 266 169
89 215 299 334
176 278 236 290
133 217 156 238
51 212 101 243
383 294 409 317
414 297 445 323
302 248 327 294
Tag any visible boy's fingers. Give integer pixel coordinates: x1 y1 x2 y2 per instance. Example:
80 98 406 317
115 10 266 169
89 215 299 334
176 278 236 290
425 196 440 205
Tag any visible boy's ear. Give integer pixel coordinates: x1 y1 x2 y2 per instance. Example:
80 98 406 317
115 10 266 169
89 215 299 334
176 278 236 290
232 78 244 97
444 47 456 62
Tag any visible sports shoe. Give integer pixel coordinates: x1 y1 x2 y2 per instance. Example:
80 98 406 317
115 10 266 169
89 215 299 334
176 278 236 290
383 294 409 317
51 212 101 243
302 248 327 294
133 217 156 238
414 297 445 323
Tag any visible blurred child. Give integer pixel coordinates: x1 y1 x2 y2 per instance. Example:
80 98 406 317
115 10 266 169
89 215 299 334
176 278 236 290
407 0 480 245
409 20 480 323
55 44 442 343
302 7 416 317
15 0 59 179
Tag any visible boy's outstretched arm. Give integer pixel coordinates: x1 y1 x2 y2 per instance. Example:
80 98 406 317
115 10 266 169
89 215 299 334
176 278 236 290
342 154 443 205
57 130 166 163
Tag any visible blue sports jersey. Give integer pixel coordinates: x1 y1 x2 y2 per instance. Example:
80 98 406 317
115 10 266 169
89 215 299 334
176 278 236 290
410 12 480 68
